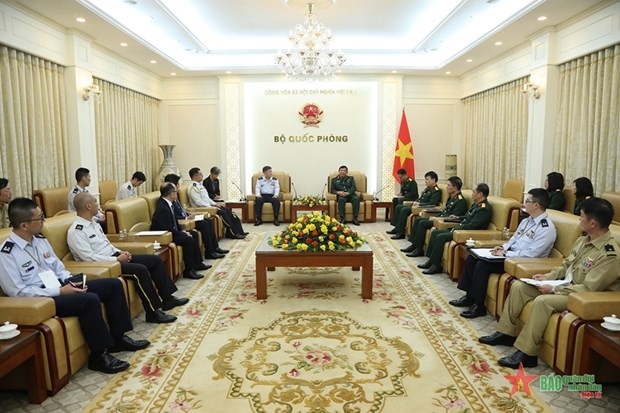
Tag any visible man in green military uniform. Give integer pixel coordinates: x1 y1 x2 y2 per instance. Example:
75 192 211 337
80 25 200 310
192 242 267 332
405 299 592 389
418 183 492 274
331 165 360 226
401 176 468 257
387 171 441 239
479 197 619 369
391 168 418 210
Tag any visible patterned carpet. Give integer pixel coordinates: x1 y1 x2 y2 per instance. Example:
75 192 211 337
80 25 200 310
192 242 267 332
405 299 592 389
84 232 553 412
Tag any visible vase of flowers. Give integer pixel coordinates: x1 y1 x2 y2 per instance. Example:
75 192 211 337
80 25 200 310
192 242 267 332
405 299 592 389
294 195 326 207
269 211 365 252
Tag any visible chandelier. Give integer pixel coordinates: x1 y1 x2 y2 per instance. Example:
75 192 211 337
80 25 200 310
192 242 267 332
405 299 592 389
275 2 346 81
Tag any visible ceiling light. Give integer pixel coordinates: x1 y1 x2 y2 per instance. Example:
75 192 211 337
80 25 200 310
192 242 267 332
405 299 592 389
226 71 232 74
391 70 397 73
275 2 346 81
445 71 451 75
466 59 473 63
170 72 176 76
120 42 128 47
537 16 547 21
75 17 86 23
494 41 503 46
150 60 157 64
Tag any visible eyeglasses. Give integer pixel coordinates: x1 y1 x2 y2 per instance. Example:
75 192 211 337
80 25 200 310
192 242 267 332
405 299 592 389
25 213 45 222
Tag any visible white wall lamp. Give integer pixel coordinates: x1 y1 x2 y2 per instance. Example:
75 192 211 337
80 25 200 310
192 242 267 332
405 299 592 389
82 84 102 102
522 82 541 100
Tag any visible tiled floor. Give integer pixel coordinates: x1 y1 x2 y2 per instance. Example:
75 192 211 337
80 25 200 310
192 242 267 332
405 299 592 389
1 219 619 412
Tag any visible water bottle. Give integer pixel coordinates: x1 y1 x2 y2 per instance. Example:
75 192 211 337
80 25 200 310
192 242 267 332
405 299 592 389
503 227 510 240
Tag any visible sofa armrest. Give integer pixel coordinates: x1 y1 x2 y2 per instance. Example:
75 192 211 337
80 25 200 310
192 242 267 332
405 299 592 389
246 194 257 201
433 219 460 230
0 296 56 325
282 193 293 201
509 259 564 278
361 193 374 201
567 291 620 320
473 239 501 248
187 206 218 216
177 219 196 230
107 232 173 245
453 230 502 243
326 194 336 201
112 242 155 254
64 261 123 278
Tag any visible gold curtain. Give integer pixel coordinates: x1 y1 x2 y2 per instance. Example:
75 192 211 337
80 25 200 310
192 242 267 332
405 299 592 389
93 78 160 191
0 45 68 197
461 78 528 196
554 44 620 192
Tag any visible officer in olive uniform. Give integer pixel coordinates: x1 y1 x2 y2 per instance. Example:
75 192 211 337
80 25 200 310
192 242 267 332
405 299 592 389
418 183 492 274
387 170 442 238
331 165 360 225
391 168 419 209
401 176 468 256
479 197 620 369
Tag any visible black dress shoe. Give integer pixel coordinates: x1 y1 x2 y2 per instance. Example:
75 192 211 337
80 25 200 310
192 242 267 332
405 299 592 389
460 304 487 319
449 295 474 307
254 219 262 226
215 247 229 254
161 295 189 311
498 350 538 369
390 233 405 240
234 234 246 239
417 260 432 269
109 335 150 353
243 231 250 235
145 309 177 324
194 263 212 271
207 252 225 259
406 248 423 257
386 228 398 234
478 331 516 346
273 220 280 226
340 217 346 224
422 264 441 275
400 244 416 253
352 219 360 226
88 351 130 374
184 270 204 279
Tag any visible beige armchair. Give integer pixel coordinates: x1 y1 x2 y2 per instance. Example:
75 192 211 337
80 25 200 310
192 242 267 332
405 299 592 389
326 171 373 222
33 187 71 217
99 180 118 207
246 171 293 223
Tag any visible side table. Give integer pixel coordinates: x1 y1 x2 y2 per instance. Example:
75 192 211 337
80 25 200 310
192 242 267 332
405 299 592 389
579 323 620 382
0 329 47 404
370 201 393 223
226 201 248 223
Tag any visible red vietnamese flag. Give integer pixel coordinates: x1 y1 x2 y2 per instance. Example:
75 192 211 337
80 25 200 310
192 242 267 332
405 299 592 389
392 109 415 181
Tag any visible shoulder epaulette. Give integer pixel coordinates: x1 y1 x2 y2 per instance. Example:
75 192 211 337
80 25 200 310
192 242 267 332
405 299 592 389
76 224 83 230
407 178 412 182
192 182 198 186
273 177 278 180
72 187 79 194
432 186 439 191
541 218 548 227
258 177 264 180
457 194 463 199
1 242 14 254
480 202 486 208
127 185 132 190
605 244 616 256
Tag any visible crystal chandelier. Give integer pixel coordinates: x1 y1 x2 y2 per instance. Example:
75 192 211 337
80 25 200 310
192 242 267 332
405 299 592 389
275 2 346 81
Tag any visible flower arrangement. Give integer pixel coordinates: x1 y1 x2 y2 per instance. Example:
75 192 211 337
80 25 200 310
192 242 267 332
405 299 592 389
294 195 326 206
269 212 365 252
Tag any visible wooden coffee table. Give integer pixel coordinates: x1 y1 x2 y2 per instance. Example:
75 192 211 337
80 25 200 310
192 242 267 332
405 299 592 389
0 329 47 404
291 204 328 220
255 235 373 300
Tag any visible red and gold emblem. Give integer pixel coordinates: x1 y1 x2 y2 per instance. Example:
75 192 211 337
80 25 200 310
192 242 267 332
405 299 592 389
299 102 323 127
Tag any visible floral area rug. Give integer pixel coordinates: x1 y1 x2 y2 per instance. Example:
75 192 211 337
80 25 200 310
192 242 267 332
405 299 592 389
85 233 552 413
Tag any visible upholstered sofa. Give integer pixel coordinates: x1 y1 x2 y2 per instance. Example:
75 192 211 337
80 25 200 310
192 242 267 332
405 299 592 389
486 211 620 374
33 187 70 217
326 171 373 222
246 171 293 223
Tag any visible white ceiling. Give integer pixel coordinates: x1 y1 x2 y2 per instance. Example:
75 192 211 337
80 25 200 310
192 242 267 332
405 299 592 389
6 0 613 78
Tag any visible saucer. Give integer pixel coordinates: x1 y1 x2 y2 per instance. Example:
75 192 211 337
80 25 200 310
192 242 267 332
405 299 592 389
601 322 620 332
0 329 20 340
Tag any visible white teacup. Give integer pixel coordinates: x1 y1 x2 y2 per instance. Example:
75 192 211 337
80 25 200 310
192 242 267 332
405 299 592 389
0 321 18 339
153 241 161 250
465 239 475 247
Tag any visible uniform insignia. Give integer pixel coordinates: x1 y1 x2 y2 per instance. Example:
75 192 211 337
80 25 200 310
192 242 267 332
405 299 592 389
22 260 32 268
34 234 46 238
458 194 463 199
582 257 595 269
258 177 264 180
72 187 79 193
541 219 548 227
480 202 486 208
88 234 96 239
26 266 34 272
127 185 131 190
43 251 51 258
76 224 83 230
1 242 14 253
605 244 616 256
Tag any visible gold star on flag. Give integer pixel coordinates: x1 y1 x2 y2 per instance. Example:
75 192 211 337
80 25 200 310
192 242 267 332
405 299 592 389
394 139 414 165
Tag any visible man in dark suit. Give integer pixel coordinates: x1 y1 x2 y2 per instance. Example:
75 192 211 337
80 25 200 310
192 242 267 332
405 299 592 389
150 182 210 280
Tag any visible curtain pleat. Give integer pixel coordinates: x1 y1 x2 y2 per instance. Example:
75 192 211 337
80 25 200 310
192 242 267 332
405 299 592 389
93 78 160 192
0 46 68 197
555 44 620 192
461 78 529 195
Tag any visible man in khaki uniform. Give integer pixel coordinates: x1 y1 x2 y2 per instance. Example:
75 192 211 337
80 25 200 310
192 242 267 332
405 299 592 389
479 197 620 368
0 178 12 229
